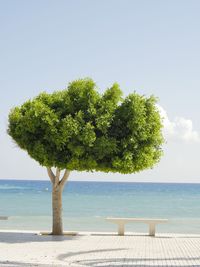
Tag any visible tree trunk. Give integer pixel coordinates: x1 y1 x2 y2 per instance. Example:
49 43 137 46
47 168 70 235
52 185 63 235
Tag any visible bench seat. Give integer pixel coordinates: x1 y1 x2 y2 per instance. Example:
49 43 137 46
106 217 168 236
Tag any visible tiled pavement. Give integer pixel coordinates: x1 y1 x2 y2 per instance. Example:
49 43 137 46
0 231 200 266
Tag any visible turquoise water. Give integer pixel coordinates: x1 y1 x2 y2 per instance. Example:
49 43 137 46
0 180 200 234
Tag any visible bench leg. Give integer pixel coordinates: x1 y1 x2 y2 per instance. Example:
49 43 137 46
149 223 156 236
118 223 125 236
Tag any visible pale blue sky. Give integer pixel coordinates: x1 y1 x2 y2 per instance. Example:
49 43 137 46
1 0 200 182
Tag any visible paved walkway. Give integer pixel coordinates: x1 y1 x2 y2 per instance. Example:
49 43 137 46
0 231 200 266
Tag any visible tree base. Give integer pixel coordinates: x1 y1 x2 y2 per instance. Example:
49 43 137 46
39 231 78 236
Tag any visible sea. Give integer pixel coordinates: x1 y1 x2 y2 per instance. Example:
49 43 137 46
0 179 200 234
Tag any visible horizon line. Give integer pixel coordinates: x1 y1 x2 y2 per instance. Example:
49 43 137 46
0 178 200 185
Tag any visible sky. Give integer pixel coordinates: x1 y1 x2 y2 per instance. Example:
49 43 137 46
1 0 200 183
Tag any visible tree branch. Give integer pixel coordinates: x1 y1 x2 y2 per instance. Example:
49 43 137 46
55 168 61 186
59 169 70 188
47 167 55 184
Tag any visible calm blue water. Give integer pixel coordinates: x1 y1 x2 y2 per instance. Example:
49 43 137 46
0 179 200 234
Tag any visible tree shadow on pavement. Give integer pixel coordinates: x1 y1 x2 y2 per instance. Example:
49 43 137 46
0 261 66 267
57 248 200 267
0 232 79 244
57 248 126 260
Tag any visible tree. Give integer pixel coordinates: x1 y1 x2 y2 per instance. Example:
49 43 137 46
8 78 164 235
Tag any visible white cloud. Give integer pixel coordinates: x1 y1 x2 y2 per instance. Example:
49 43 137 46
156 105 200 143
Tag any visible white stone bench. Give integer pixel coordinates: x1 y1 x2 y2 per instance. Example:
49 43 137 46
0 216 8 220
106 217 168 236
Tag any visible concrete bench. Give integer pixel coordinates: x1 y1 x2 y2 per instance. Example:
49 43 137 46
0 216 8 220
106 217 168 236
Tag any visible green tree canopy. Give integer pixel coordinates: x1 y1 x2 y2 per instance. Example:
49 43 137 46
8 78 164 174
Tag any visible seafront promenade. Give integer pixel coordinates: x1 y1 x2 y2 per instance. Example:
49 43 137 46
0 231 200 266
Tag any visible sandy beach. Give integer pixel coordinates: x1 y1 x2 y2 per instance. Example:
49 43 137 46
0 230 200 266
